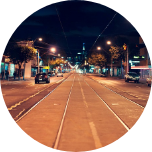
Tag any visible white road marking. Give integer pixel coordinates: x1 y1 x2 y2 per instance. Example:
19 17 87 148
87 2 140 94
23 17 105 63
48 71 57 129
85 80 130 131
15 109 25 119
54 75 75 149
79 79 102 149
112 103 119 106
56 78 65 83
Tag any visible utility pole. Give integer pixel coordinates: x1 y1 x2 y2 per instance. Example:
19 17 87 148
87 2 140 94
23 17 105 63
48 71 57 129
127 45 129 73
123 43 129 74
37 50 39 73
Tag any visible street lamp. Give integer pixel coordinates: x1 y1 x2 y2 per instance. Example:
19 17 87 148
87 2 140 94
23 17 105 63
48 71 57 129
50 47 56 53
97 47 101 50
38 38 42 42
107 41 111 45
107 41 113 76
33 38 42 74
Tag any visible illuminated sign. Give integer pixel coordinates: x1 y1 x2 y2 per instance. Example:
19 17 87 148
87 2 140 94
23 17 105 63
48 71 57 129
43 66 50 69
133 56 139 59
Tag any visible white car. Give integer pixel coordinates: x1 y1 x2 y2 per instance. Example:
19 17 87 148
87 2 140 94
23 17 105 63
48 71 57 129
57 73 63 77
146 76 152 87
124 72 140 83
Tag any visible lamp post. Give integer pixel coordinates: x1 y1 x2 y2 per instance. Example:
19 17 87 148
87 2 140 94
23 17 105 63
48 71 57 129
107 41 113 76
123 43 129 73
33 38 42 74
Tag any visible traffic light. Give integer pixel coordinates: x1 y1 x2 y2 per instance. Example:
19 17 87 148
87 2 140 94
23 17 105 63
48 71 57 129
123 43 127 50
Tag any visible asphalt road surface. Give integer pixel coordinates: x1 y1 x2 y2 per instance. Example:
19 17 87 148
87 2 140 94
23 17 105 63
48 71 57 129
1 73 151 151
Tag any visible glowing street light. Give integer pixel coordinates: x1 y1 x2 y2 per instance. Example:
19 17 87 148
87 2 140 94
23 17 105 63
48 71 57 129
50 47 56 53
38 38 42 41
97 47 101 50
107 41 111 45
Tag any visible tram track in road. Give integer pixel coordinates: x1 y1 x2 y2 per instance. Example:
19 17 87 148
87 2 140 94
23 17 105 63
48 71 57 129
53 75 75 149
83 79 130 131
52 74 139 150
16 73 145 151
11 75 70 122
81 75 144 129
86 75 146 108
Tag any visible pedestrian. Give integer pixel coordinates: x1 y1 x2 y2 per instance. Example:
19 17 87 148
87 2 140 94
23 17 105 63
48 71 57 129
13 71 16 80
5 70 9 80
1 71 4 80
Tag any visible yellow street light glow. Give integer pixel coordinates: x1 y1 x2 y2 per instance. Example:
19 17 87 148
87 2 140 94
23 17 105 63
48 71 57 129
51 47 56 53
97 47 101 50
107 41 111 45
38 38 42 41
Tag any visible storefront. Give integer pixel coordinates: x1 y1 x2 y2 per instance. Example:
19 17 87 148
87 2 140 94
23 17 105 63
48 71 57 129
0 56 15 78
131 65 152 78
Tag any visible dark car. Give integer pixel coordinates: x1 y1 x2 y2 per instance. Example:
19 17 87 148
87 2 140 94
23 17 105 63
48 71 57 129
124 72 140 83
35 73 50 84
48 72 53 77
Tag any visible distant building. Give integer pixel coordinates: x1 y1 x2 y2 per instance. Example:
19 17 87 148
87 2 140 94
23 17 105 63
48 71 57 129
131 37 152 78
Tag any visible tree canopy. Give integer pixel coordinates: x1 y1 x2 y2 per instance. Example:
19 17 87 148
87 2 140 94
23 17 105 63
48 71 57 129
88 53 107 67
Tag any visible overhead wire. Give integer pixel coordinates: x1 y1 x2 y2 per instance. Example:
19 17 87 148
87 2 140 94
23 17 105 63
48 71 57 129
55 6 72 55
89 12 118 51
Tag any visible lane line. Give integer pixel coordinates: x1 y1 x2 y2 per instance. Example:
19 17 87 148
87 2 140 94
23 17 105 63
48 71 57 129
16 74 72 123
15 109 25 119
78 78 102 149
53 75 75 149
56 78 65 83
8 83 56 111
87 76 144 109
84 78 130 131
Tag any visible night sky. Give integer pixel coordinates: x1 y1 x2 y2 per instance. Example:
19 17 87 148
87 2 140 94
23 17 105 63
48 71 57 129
11 0 137 56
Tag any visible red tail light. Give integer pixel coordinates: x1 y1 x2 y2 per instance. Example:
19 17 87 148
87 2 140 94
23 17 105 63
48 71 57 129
45 75 47 78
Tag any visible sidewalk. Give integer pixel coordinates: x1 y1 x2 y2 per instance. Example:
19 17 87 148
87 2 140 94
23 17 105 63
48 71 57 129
0 77 35 83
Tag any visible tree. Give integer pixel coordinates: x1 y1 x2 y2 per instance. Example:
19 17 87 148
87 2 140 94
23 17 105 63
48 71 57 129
109 46 124 61
5 43 36 79
88 53 107 73
49 58 65 70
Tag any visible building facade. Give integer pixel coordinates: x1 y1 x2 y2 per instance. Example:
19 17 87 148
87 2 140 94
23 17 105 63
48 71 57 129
131 37 152 78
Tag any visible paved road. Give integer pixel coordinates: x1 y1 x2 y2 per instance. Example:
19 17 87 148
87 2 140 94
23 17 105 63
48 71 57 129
87 74 151 107
1 73 149 151
1 73 70 121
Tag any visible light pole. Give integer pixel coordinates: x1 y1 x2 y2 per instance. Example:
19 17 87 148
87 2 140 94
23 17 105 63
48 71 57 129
32 37 42 74
107 41 113 76
123 43 129 73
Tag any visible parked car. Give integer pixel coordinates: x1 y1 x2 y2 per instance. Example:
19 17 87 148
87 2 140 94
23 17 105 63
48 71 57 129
146 76 152 87
124 72 140 83
57 72 63 77
35 73 50 84
48 71 55 77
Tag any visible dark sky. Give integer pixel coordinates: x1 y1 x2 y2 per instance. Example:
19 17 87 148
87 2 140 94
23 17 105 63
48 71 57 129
11 0 137 56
